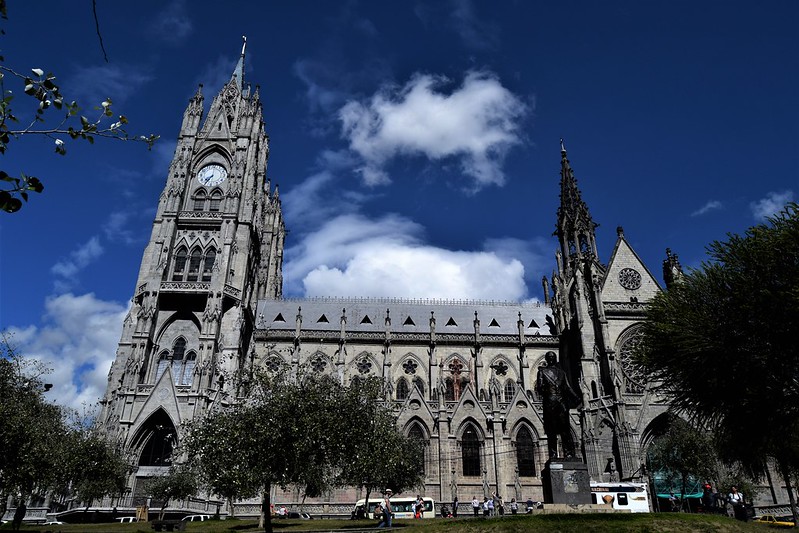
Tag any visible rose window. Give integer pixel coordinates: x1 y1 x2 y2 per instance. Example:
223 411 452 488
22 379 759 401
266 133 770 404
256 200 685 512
356 357 372 375
403 359 418 374
448 359 464 374
618 268 642 290
493 361 509 376
310 356 327 373
264 356 281 372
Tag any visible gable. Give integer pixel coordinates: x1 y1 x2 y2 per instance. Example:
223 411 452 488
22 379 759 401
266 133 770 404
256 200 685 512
601 233 661 303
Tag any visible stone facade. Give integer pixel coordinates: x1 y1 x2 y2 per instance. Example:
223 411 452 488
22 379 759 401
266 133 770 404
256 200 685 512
99 46 676 509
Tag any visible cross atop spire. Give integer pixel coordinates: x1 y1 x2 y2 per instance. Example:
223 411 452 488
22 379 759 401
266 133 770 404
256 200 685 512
231 35 247 88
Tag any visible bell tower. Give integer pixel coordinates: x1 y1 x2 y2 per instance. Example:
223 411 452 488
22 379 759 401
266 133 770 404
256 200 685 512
99 38 285 471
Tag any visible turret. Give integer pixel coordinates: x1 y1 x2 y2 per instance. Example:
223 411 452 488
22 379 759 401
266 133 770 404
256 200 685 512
662 248 684 288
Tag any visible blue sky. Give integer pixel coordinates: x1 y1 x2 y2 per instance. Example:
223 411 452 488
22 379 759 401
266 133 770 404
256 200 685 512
1 0 796 410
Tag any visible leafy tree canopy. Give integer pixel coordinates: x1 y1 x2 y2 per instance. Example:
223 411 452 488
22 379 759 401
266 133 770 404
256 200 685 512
636 203 799 519
183 371 423 533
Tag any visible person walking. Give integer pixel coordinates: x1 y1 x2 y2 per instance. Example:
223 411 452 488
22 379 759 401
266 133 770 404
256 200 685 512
472 496 480 516
377 489 393 528
452 496 458 518
510 498 518 515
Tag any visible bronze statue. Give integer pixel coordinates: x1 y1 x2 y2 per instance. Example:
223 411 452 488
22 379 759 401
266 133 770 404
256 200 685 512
535 351 580 460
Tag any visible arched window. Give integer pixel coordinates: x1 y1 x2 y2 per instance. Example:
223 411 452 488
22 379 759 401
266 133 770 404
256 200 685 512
155 350 170 382
136 410 176 466
516 426 536 477
504 379 516 402
177 351 196 386
413 377 425 397
209 190 222 212
193 189 207 211
408 424 426 475
187 248 202 281
444 377 455 401
172 247 188 281
172 338 186 361
396 378 409 400
462 425 481 476
202 249 216 282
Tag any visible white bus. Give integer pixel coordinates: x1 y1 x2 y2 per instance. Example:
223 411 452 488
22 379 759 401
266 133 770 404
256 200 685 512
590 482 650 513
353 496 435 519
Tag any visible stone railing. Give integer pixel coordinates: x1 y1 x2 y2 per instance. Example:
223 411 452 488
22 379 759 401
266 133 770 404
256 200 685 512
160 281 211 293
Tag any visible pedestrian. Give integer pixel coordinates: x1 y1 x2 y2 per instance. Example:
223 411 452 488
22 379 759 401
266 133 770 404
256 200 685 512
728 486 745 521
472 496 480 516
12 502 26 532
377 489 393 528
452 496 458 518
510 498 518 515
487 496 495 516
668 492 679 512
415 495 423 519
526 497 534 513
482 497 490 517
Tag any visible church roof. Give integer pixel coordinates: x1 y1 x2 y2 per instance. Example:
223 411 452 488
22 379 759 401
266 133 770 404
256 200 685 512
256 297 555 336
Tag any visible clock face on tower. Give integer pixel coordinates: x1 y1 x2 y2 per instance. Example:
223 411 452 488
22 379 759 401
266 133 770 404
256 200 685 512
197 164 228 186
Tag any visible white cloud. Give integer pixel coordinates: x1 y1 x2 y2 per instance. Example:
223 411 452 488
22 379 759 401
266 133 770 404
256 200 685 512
7 293 128 412
750 190 794 220
338 71 528 190
690 200 722 217
449 0 500 50
67 64 153 107
148 0 194 44
284 213 529 301
51 236 104 280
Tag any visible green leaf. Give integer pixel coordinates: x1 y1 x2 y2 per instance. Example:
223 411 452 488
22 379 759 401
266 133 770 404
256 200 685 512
0 191 22 212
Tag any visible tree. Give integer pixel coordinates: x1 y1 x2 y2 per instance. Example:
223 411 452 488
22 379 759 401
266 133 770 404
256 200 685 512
67 430 129 509
183 371 421 533
0 334 64 516
0 2 158 212
647 415 717 511
336 377 424 510
0 334 129 516
636 203 799 524
148 464 200 520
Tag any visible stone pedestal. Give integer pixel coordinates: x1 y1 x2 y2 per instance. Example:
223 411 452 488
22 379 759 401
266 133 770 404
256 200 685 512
542 460 591 504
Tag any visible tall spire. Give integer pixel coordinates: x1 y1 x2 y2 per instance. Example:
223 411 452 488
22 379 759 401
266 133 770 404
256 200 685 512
555 139 598 259
231 35 247 88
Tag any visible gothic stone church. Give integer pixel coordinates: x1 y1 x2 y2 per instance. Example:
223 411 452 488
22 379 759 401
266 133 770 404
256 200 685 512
99 47 679 514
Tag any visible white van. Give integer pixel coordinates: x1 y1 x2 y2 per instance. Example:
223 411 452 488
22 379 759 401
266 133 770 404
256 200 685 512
590 482 651 513
182 514 211 522
115 516 138 523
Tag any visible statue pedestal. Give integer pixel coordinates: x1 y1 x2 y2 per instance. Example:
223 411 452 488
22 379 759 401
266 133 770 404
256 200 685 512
542 460 591 504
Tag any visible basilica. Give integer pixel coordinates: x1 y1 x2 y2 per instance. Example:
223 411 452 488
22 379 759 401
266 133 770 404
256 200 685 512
99 45 679 515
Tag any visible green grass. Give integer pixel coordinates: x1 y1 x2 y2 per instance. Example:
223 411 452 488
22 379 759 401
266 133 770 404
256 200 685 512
4 514 769 533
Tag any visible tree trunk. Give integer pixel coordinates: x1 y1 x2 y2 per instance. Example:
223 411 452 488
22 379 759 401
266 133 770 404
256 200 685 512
262 483 273 533
777 458 799 528
365 487 372 519
228 497 236 518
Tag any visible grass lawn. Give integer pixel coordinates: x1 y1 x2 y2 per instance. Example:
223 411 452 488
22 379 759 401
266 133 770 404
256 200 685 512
4 514 769 533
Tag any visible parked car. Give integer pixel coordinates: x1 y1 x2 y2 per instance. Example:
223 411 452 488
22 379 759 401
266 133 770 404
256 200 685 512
182 514 211 522
44 521 65 525
115 516 139 523
754 514 795 527
286 511 312 520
